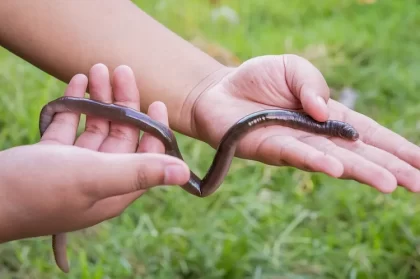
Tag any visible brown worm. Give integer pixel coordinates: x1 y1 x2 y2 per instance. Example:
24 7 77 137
39 96 359 273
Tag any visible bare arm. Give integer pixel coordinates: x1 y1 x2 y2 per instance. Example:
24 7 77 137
1 1 419 205
0 0 228 137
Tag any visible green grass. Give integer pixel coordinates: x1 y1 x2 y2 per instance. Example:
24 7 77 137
1 0 419 278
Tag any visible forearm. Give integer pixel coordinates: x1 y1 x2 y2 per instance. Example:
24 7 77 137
0 0 228 137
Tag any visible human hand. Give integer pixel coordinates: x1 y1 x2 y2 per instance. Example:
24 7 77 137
0 64 190 242
188 55 420 193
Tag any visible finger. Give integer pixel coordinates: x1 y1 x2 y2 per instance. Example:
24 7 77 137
137 101 168 154
75 63 112 150
40 74 88 145
76 150 190 199
99 65 141 153
330 132 420 192
85 190 145 225
299 136 398 193
283 54 330 122
88 101 170 226
236 127 344 177
329 100 420 170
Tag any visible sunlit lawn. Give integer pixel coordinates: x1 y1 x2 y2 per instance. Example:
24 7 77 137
0 1 419 278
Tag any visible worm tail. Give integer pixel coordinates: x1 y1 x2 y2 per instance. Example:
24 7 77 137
52 233 70 273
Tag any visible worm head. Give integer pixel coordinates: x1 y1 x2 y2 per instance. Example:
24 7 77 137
338 125 359 141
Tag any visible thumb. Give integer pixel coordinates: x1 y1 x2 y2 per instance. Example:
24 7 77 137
283 54 330 122
74 148 191 199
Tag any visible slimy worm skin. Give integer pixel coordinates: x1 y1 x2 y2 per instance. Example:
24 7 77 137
39 96 359 273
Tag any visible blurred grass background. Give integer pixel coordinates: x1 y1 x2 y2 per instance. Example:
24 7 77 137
0 0 419 278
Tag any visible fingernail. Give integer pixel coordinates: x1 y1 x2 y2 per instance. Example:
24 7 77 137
164 164 188 185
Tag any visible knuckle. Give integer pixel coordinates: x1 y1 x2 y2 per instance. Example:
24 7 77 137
134 168 151 190
85 122 108 136
109 126 129 139
51 115 79 131
109 126 137 143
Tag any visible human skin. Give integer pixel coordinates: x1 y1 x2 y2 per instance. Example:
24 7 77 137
0 64 190 242
0 1 419 192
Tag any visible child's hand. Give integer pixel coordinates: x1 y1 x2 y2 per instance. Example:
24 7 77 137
0 64 190 242
189 55 420 193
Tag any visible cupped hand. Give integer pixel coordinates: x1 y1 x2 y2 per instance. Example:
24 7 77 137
191 55 420 193
0 64 190 242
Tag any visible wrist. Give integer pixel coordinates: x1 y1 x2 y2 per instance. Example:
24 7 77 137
177 65 234 139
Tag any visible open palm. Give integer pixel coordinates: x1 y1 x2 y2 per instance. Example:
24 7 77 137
192 55 420 193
